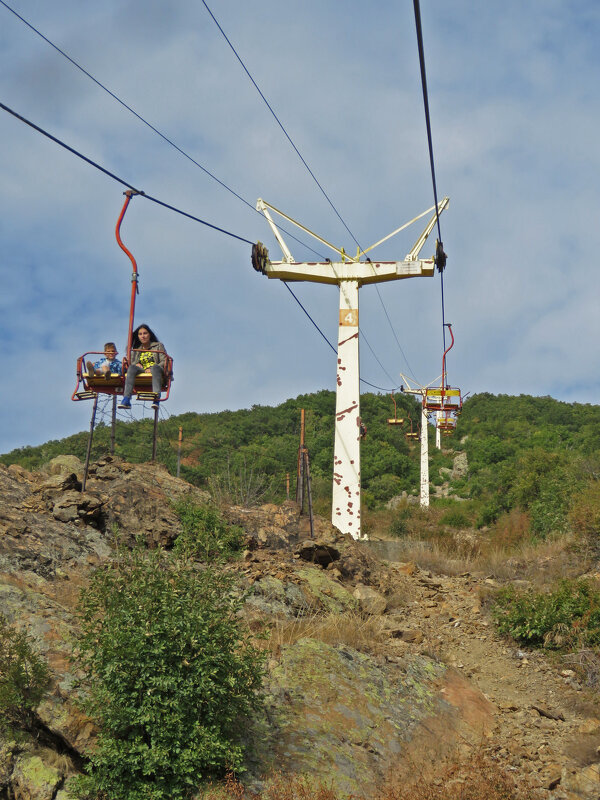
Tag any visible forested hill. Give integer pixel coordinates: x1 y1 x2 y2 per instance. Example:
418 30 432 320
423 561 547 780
2 391 599 532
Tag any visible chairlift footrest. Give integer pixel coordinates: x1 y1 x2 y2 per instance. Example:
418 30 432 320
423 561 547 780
74 391 97 401
136 392 158 401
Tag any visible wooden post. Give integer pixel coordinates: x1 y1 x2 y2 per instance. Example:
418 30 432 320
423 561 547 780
176 426 183 478
296 409 305 505
303 448 314 538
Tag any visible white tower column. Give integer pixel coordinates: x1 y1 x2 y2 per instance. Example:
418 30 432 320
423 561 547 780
420 404 430 508
332 280 362 538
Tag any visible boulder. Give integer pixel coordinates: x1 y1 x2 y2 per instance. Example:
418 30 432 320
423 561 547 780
353 584 387 615
452 452 468 479
44 456 83 477
386 491 419 510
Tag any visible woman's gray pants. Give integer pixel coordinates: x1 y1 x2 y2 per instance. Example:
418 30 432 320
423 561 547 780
123 364 164 397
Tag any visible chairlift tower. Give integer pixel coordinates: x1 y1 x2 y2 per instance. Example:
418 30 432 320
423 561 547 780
435 413 442 450
253 197 449 539
399 374 432 508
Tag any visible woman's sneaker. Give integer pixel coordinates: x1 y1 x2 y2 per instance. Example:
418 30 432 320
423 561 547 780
118 396 132 409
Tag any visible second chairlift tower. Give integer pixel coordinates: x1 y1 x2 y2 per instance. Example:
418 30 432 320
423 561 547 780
252 197 449 540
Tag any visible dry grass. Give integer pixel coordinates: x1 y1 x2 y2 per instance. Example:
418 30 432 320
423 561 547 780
199 774 341 800
372 520 586 587
197 752 536 799
562 648 600 689
264 610 387 657
368 500 596 588
377 751 537 800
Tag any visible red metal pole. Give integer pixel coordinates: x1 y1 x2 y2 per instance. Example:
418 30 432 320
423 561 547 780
115 191 139 365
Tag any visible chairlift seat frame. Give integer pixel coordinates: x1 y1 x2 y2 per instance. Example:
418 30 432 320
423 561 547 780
423 386 462 413
72 351 173 401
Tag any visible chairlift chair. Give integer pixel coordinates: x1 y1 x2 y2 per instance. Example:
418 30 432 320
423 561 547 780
404 410 420 441
71 191 175 488
72 191 174 403
387 393 405 426
436 409 457 434
422 323 462 414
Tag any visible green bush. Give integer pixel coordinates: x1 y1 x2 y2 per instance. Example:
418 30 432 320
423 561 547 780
0 614 50 730
492 580 600 650
173 501 245 563
476 500 503 528
74 547 265 800
389 507 412 537
439 509 471 529
366 474 403 503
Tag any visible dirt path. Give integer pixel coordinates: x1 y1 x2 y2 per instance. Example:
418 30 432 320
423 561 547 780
387 564 600 798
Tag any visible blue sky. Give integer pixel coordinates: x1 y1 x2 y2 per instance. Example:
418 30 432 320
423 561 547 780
1 0 599 453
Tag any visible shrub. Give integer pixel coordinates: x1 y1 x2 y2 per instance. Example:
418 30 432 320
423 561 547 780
492 579 600 650
208 459 277 508
569 479 600 545
439 509 471 529
173 500 245 563
74 547 265 800
0 614 50 731
389 506 413 538
476 499 503 528
366 474 403 503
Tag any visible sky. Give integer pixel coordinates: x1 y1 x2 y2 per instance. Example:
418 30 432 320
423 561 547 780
1 0 599 454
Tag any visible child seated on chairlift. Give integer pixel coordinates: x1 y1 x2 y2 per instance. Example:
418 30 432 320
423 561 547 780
86 342 122 379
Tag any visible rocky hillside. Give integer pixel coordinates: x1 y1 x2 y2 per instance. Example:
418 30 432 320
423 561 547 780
1 457 600 799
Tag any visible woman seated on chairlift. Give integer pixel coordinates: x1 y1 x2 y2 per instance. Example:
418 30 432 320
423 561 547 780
118 324 166 411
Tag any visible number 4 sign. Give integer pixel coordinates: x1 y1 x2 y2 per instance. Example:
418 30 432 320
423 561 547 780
339 309 358 326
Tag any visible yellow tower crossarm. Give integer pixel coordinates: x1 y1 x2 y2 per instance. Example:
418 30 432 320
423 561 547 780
256 196 449 269
405 196 449 261
256 198 356 264
260 258 436 286
360 197 449 259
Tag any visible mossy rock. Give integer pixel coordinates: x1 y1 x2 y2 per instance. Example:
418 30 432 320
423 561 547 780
247 638 445 796
296 566 358 613
43 455 83 477
11 754 62 800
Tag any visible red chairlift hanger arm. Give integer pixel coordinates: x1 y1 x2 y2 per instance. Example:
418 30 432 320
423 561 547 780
387 392 405 425
441 322 454 395
115 190 142 365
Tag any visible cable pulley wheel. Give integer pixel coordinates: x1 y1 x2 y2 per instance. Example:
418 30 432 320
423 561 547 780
435 239 447 272
251 241 269 274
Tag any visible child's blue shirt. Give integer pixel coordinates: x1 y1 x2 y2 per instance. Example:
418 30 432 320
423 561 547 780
93 357 122 375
